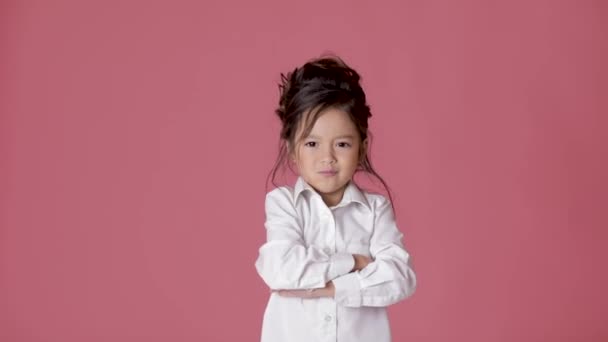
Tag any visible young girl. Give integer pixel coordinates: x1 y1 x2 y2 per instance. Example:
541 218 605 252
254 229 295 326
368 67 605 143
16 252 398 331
255 56 416 342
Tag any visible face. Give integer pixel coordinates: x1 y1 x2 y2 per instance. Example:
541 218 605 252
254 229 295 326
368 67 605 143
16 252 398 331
292 108 365 207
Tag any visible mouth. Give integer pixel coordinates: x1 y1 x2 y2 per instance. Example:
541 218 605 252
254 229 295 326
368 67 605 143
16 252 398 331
319 170 338 176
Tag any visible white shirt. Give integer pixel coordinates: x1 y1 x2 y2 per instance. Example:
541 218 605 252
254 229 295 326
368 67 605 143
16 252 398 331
255 177 417 342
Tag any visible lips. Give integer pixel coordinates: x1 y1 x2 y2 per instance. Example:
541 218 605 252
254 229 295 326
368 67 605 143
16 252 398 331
319 170 338 175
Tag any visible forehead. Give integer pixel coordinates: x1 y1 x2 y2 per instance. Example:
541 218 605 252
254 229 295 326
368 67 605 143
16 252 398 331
302 108 358 138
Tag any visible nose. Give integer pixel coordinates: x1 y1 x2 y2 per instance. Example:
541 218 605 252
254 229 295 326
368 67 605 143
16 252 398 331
321 145 336 164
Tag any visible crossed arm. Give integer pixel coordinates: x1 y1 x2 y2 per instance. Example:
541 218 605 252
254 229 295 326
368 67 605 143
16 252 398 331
255 188 416 306
273 254 372 298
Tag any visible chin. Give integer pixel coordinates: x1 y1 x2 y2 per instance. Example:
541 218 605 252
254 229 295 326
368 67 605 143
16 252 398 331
316 187 340 196
312 182 345 194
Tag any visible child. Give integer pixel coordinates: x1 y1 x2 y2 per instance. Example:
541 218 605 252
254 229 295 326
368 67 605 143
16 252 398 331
255 56 416 342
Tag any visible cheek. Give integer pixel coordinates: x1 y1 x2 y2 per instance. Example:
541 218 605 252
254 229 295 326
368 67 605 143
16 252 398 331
294 152 314 168
340 150 360 167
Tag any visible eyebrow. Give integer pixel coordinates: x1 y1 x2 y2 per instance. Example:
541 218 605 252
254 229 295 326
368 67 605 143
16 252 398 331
307 134 355 140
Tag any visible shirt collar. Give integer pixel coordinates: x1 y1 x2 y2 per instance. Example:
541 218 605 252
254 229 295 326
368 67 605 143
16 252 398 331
294 177 371 210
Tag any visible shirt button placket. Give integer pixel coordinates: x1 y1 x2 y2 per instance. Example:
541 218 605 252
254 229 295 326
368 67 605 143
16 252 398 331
319 206 338 342
324 210 336 252
320 312 336 342
327 210 338 342
328 211 336 252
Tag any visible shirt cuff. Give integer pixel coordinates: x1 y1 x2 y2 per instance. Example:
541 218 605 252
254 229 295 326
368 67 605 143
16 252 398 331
328 253 355 280
332 272 362 307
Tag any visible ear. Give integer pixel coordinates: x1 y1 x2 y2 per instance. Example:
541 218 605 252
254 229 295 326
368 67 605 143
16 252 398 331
359 138 369 162
286 141 297 163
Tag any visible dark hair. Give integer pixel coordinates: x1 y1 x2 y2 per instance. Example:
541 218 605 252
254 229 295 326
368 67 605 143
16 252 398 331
267 55 394 205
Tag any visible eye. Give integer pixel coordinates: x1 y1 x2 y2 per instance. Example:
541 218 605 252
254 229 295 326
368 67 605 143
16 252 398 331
304 141 317 147
336 142 351 148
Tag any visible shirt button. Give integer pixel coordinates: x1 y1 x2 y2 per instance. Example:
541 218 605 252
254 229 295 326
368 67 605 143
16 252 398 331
325 315 332 322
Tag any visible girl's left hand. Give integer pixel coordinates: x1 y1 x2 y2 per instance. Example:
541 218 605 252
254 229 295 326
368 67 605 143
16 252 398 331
274 281 335 298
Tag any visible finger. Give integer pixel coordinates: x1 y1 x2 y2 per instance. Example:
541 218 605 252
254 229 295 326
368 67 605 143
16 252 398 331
281 290 313 298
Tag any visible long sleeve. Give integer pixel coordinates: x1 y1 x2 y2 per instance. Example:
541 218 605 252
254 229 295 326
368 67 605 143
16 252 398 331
332 195 417 307
255 188 355 290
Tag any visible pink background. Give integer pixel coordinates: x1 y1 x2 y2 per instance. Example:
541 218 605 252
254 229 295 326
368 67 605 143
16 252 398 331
1 1 607 341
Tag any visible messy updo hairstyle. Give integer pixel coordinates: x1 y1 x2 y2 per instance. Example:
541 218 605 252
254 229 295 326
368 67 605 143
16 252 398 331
267 55 393 204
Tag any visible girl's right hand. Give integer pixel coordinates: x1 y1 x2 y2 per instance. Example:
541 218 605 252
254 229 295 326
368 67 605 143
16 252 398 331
352 254 372 272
